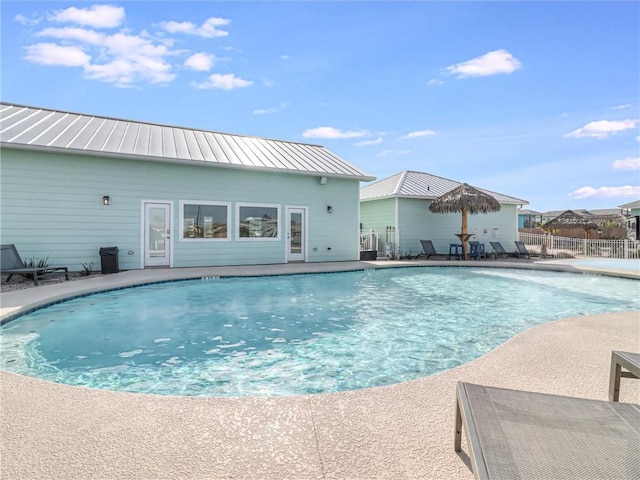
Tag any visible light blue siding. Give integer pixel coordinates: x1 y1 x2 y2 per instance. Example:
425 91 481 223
1 149 360 270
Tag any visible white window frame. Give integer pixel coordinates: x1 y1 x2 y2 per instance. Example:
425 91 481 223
179 200 231 242
236 202 281 241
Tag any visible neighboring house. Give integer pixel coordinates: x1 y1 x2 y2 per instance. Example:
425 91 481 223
517 209 541 228
0 102 375 271
619 200 640 240
359 171 528 257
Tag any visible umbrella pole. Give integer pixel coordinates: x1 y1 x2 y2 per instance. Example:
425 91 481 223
461 208 468 260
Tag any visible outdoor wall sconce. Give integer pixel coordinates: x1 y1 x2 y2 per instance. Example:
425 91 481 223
319 176 327 185
327 205 333 213
102 195 110 206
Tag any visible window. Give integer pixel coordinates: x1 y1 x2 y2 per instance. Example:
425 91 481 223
180 201 230 241
237 203 280 240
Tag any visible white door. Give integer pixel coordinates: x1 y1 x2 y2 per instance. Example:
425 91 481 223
286 207 306 262
144 202 171 267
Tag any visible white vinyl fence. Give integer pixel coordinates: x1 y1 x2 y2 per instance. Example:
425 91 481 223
518 233 640 259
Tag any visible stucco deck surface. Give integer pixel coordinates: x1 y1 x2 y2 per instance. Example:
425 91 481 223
1 260 639 479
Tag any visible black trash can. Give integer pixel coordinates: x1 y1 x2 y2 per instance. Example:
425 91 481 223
99 247 119 274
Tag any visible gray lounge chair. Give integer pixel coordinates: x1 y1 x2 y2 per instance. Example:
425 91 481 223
1 244 69 286
414 240 438 260
454 381 640 480
514 240 531 259
489 241 509 259
609 350 640 402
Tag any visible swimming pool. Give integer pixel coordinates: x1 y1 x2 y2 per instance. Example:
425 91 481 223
1 267 638 396
573 258 640 273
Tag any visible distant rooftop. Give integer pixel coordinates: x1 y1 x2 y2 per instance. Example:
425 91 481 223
360 170 528 205
0 102 375 181
619 200 640 209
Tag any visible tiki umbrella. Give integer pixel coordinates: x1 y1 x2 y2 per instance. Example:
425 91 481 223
542 210 597 239
429 183 501 259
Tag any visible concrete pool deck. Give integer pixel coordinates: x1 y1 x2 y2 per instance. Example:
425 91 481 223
1 259 639 479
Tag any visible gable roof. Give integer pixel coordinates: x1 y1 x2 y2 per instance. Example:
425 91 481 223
360 170 528 205
619 200 640 209
0 102 375 181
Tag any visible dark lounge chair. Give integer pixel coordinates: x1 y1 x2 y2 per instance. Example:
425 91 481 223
414 240 438 260
454 381 640 480
489 241 509 259
1 244 69 286
514 240 531 259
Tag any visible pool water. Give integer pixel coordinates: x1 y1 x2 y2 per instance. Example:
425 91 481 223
1 267 638 397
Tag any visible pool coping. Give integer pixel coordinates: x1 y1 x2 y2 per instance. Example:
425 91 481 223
1 259 639 479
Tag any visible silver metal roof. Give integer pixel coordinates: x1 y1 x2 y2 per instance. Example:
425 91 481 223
360 170 528 205
0 102 375 181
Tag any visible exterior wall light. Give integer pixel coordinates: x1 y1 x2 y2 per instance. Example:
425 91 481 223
102 195 110 206
327 205 333 213
319 176 327 185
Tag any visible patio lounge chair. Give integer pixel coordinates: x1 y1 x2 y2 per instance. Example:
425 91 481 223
454 381 640 480
609 350 640 402
1 244 69 286
414 240 438 260
514 240 531 259
489 241 509 259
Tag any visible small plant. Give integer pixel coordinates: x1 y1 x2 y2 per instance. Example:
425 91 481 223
24 256 50 269
80 262 95 276
22 257 49 280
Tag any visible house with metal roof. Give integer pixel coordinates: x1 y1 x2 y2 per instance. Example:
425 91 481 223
359 171 528 257
0 102 375 271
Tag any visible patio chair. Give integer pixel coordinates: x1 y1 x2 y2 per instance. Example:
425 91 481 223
454 381 640 480
414 240 438 260
1 244 69 286
513 240 531 259
489 241 509 259
468 241 486 260
609 350 640 402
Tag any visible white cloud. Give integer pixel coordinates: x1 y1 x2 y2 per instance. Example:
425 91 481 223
613 157 640 170
280 55 290 60
377 149 411 158
613 104 632 110
29 22 184 86
15 14 40 26
354 137 383 146
302 127 369 139
160 17 230 38
193 73 252 90
184 53 215 71
445 49 522 79
569 185 640 199
37 27 105 45
564 119 639 139
24 43 90 66
252 102 288 115
401 130 437 139
49 5 124 29
427 79 443 86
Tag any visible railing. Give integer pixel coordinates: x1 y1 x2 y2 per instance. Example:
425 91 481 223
359 229 378 252
518 233 640 259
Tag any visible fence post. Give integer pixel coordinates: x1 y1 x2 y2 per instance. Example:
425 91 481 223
624 239 629 259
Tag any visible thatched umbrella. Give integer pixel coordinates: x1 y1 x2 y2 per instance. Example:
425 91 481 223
542 210 598 238
429 183 501 259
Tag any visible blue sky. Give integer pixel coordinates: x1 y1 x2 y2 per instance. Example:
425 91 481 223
2 1 639 213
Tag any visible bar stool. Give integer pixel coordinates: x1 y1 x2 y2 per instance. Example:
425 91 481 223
469 241 486 260
448 243 462 260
